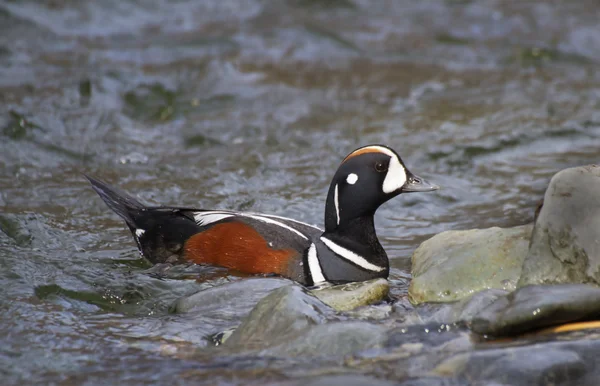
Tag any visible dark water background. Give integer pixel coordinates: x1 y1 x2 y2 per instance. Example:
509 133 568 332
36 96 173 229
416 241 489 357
1 0 600 384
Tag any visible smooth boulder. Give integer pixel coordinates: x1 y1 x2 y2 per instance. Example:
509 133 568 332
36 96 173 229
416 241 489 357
409 225 532 304
518 165 600 287
266 321 387 357
471 284 600 336
420 288 509 325
223 285 335 349
310 278 389 312
172 277 294 314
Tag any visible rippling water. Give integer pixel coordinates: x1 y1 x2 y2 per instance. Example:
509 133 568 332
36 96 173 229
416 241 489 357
1 0 600 384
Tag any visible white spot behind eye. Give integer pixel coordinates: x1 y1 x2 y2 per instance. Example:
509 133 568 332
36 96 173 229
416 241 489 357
346 173 358 185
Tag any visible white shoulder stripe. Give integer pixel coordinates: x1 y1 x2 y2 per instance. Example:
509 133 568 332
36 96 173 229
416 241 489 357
194 211 235 226
193 211 310 240
257 213 322 231
320 237 386 272
307 243 326 284
247 215 309 240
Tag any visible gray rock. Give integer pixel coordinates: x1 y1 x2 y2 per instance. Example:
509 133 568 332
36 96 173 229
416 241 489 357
266 321 387 357
392 297 423 326
421 288 509 325
274 375 399 386
471 284 600 336
302 375 398 386
310 278 390 311
436 343 590 385
345 304 393 320
409 225 532 304
518 165 600 287
223 284 335 349
171 277 294 314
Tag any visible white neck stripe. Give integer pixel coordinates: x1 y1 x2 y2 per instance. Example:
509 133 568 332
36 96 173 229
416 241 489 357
320 237 386 272
307 243 326 284
334 184 340 225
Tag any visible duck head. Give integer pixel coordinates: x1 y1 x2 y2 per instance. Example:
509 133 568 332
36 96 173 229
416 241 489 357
324 145 439 232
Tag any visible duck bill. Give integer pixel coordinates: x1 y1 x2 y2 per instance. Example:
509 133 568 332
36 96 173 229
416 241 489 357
402 173 440 193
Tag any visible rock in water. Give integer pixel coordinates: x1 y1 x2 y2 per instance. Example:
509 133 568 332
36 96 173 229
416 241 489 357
223 285 335 349
171 277 294 314
266 321 387 357
409 225 532 304
471 284 600 336
518 165 600 287
310 278 390 311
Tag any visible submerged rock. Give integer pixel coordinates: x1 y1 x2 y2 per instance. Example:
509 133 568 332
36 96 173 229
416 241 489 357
222 282 389 356
435 340 595 385
171 277 294 314
421 288 509 325
471 284 600 336
310 278 390 312
266 321 387 357
409 225 532 304
518 165 600 287
277 375 399 386
223 285 335 349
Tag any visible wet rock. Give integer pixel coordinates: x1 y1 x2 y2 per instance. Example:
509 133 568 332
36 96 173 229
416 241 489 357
471 284 600 336
304 375 397 386
409 225 532 304
421 288 509 325
208 327 236 346
266 321 387 357
518 165 600 287
436 342 591 385
345 304 393 320
171 277 293 314
310 278 390 312
391 297 423 325
223 285 335 349
276 375 399 386
0 214 32 247
346 324 473 381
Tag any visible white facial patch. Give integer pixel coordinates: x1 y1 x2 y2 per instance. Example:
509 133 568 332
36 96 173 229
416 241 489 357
345 145 406 194
346 173 358 185
307 243 326 284
334 184 340 225
382 153 406 194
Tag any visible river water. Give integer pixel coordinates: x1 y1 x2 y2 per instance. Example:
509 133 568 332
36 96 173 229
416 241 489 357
1 0 600 385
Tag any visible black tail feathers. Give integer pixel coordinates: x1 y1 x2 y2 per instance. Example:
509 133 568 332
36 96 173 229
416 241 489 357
85 174 146 228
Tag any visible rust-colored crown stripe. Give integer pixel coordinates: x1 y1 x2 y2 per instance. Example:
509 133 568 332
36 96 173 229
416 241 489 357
342 147 386 164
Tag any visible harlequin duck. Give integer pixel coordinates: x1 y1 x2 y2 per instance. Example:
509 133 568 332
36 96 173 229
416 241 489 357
87 145 439 285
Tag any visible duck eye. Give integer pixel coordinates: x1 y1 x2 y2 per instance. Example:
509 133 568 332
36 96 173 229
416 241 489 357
374 161 387 173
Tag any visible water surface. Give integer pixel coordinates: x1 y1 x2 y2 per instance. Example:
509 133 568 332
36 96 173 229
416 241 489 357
1 0 600 384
